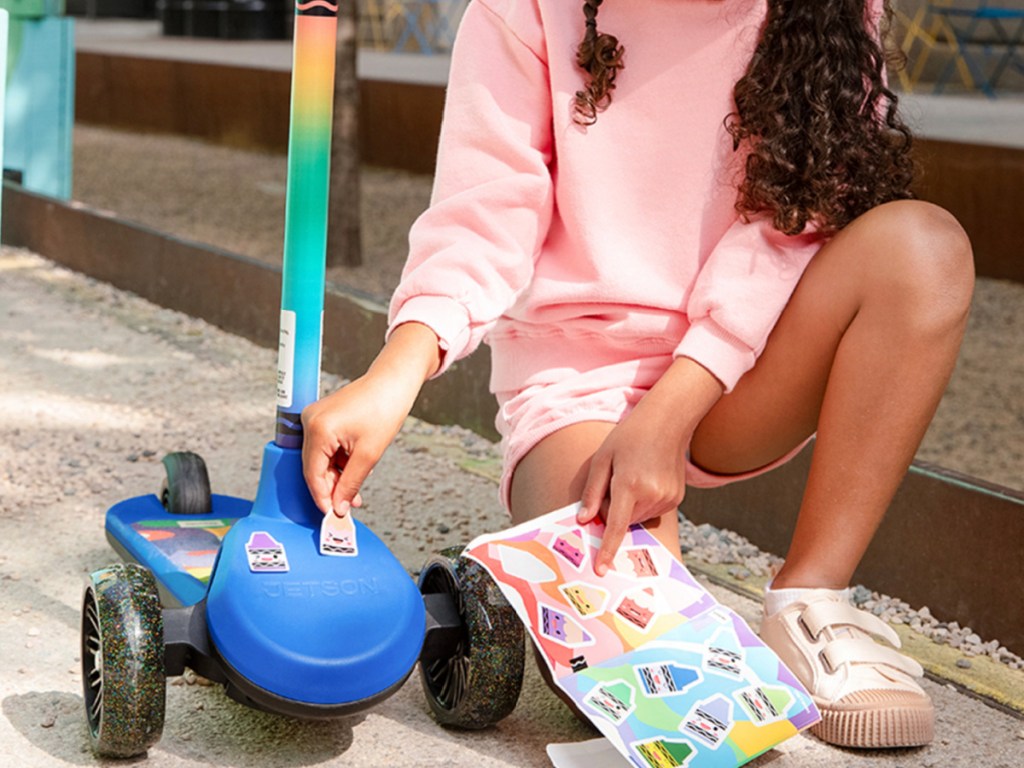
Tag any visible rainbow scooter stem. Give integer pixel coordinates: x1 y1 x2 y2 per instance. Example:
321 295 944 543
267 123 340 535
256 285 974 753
275 0 339 448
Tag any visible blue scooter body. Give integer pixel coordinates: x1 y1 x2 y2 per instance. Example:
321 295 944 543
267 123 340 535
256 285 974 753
105 443 426 712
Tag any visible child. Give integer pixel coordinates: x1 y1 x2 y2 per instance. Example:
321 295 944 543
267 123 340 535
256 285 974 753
302 0 973 750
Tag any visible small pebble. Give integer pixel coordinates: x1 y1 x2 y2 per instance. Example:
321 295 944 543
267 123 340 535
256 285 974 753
955 658 972 669
27 627 40 637
39 714 56 729
437 523 450 534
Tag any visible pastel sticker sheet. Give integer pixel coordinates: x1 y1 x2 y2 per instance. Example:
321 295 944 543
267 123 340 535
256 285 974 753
464 504 819 768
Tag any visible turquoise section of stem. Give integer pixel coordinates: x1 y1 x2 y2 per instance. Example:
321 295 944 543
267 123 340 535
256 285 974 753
279 36 335 424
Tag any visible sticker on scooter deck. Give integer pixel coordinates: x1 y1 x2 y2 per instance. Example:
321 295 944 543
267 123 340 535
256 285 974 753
246 531 290 572
465 504 821 768
129 518 237 584
320 511 358 556
106 492 254 607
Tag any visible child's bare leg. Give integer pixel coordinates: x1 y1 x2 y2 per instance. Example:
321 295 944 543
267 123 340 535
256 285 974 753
509 421 682 559
690 200 974 589
690 199 973 748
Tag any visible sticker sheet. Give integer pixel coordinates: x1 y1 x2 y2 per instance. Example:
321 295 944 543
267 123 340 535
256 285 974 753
464 504 819 768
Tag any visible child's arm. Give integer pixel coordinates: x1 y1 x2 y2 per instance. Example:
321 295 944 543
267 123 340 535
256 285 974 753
675 215 823 394
301 322 442 517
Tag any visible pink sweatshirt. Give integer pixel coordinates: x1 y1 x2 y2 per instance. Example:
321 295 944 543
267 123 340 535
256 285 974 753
388 0 879 394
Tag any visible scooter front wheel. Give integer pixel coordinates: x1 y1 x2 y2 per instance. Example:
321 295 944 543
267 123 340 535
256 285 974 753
418 546 525 729
81 563 166 757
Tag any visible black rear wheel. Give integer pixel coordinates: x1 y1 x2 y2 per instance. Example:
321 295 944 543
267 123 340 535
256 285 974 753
160 451 212 515
418 547 524 728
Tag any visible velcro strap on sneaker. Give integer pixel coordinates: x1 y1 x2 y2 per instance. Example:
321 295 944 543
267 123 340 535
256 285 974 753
799 599 902 648
821 637 924 678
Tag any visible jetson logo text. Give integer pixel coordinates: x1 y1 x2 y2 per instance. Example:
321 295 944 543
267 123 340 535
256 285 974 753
260 578 381 598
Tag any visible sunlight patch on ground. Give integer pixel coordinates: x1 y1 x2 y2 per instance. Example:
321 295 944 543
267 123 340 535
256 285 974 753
27 347 139 370
0 391 158 432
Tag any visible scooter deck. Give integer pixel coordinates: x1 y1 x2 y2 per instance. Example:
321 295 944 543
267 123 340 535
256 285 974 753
105 494 254 608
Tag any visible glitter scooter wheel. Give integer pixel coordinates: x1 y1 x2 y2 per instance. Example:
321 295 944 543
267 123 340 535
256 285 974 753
418 546 525 728
160 451 212 515
81 563 167 758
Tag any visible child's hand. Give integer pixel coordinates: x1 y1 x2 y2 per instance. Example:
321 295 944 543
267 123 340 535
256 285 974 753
577 357 724 576
577 401 691 576
301 374 409 517
301 322 442 516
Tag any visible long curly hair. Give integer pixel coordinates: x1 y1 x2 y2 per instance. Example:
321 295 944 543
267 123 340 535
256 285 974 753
573 0 915 235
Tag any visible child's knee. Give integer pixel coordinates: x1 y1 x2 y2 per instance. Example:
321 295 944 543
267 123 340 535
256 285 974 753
858 201 975 328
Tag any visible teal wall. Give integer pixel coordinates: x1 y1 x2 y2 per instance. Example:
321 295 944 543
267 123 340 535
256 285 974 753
3 14 74 199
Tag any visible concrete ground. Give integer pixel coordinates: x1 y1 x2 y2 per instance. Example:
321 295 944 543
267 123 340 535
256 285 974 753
2 247 1022 767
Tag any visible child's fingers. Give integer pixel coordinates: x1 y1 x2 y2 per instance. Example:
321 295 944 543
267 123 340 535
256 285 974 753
594 490 633 577
578 455 611 524
330 450 376 512
302 444 338 516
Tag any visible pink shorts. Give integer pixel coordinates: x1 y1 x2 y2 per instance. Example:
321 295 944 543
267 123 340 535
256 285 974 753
494 352 809 513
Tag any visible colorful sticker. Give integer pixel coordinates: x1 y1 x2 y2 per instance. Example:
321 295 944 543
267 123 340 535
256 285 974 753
703 645 744 678
584 679 636 724
320 512 357 556
552 528 587 570
635 661 702 697
633 737 695 768
614 586 665 632
613 546 660 578
735 685 792 724
131 518 236 583
539 603 595 648
560 581 610 618
681 695 733 748
246 531 289 573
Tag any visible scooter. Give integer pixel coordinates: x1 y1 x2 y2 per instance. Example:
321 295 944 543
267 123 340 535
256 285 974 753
80 1 524 757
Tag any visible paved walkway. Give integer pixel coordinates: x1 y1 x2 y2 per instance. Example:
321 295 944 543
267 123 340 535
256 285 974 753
74 18 1024 149
2 247 1022 766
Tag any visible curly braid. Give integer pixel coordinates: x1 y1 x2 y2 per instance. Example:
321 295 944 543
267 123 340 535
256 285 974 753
572 1 915 234
572 0 625 126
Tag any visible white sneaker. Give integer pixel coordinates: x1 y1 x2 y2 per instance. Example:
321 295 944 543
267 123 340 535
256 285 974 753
759 590 934 748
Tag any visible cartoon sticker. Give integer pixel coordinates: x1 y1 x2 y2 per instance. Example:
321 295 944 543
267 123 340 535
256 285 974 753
551 527 587 571
735 685 792 724
320 512 357 556
632 737 695 768
681 694 733 748
613 586 666 632
559 581 610 618
246 531 289 573
703 644 744 678
583 679 636 724
539 603 595 648
634 661 702 697
613 546 660 578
